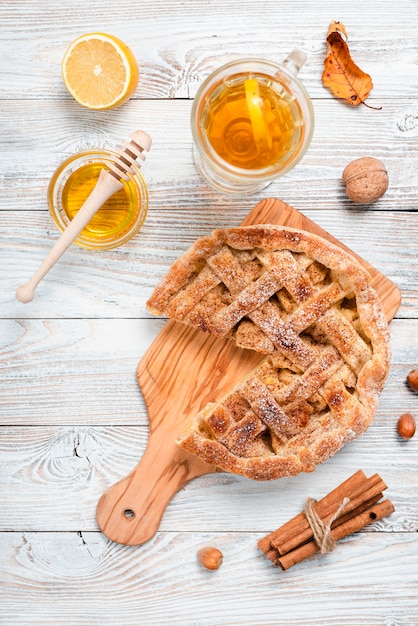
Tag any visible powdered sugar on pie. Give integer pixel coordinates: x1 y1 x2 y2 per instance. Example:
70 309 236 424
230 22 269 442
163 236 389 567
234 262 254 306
147 225 391 480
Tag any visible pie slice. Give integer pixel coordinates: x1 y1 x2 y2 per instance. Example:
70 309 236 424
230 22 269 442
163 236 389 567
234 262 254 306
146 225 391 480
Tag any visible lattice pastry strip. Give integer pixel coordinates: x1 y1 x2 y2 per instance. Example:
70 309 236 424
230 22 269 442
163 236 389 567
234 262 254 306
245 301 317 368
147 225 391 480
166 264 221 320
314 307 372 374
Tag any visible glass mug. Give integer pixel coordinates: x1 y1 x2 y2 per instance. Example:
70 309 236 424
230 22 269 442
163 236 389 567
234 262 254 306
191 50 314 195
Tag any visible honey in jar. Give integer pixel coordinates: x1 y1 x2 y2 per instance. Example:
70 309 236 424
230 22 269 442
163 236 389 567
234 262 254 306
48 149 148 250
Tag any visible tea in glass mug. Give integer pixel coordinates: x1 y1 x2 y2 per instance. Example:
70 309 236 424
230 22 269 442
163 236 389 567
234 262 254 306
191 51 314 194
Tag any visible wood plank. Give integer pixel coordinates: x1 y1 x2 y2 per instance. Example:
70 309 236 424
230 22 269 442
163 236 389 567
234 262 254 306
0 423 417 532
1 318 417 426
1 100 417 212
1 0 418 100
0 531 417 625
2 207 417 319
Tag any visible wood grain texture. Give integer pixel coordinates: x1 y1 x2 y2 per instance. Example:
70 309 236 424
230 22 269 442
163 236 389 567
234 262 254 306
1 100 418 211
1 318 418 426
1 0 418 101
1 424 417 532
3 207 418 320
1 0 418 622
0 531 417 625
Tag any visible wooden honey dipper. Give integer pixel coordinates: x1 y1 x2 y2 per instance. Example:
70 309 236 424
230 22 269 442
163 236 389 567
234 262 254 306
16 130 152 303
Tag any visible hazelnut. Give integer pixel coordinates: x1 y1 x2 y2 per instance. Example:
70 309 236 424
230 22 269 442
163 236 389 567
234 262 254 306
397 413 416 439
197 546 223 570
407 369 418 392
342 157 389 204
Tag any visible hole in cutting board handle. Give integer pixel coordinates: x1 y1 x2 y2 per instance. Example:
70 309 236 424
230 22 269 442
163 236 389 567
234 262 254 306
124 509 136 520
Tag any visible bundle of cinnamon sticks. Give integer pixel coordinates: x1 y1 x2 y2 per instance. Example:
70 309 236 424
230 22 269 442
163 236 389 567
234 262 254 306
258 470 394 571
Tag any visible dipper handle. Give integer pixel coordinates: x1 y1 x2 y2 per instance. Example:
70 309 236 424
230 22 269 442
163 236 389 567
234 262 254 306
16 131 152 303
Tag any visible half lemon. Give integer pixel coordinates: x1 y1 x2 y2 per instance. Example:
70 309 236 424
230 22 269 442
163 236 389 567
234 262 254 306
62 32 139 110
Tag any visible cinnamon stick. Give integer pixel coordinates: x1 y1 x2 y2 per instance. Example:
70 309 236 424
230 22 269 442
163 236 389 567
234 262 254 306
274 474 387 556
276 498 395 571
263 493 383 564
258 469 366 554
258 470 395 570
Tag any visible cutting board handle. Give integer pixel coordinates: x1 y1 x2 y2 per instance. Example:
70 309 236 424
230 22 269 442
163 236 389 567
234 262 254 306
96 432 211 546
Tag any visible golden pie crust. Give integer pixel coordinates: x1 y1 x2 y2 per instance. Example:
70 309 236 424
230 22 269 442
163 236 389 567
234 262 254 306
147 225 391 480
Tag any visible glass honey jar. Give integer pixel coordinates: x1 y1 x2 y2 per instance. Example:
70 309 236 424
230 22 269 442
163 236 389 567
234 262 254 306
47 149 148 250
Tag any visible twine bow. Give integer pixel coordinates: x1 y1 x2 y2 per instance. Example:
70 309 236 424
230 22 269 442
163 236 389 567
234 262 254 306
304 496 351 553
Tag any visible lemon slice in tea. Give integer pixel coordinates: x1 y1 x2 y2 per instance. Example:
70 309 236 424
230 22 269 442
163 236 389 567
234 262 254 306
244 78 272 153
62 32 139 110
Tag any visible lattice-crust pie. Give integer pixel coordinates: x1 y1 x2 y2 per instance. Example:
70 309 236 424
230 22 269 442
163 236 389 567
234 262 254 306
147 225 391 480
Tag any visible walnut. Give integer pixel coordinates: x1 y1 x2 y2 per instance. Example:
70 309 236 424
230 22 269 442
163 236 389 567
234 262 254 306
342 157 389 204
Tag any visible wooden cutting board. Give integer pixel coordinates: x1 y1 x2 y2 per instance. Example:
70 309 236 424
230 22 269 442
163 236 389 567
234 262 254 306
96 197 401 546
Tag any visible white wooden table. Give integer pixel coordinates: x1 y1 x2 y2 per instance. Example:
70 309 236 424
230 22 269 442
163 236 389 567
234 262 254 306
1 1 418 624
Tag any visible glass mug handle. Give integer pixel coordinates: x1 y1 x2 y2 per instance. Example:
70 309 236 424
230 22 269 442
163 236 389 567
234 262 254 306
281 49 307 76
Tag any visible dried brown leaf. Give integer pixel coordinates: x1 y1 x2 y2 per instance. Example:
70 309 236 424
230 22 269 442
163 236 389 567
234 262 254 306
322 21 374 106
